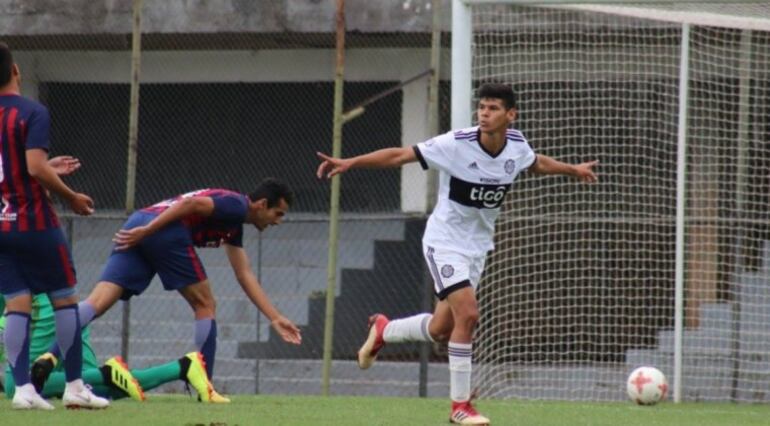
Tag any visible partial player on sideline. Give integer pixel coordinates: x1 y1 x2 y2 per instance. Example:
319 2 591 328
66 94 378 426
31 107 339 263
0 41 108 410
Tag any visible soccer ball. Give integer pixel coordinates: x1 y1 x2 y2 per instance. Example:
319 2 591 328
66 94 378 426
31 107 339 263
626 366 668 405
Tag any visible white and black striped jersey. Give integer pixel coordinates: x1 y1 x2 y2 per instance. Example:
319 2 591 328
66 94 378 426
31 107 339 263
413 126 536 256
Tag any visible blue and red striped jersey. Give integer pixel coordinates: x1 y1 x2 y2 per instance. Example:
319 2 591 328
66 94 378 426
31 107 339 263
142 188 248 248
0 94 60 232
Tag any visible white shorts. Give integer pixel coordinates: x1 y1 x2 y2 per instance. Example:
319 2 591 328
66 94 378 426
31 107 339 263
423 244 486 300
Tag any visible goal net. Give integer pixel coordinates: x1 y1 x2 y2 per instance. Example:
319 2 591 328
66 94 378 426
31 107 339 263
459 1 770 402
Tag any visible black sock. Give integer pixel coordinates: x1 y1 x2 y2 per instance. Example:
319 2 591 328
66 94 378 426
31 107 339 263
100 365 113 387
178 357 191 381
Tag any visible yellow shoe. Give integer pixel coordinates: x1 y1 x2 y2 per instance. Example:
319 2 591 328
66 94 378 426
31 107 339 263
182 352 230 403
210 390 231 403
105 356 145 401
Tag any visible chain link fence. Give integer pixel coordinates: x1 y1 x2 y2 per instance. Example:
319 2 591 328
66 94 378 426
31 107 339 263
2 0 452 396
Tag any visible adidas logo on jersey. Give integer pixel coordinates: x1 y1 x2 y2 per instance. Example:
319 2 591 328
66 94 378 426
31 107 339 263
468 162 479 169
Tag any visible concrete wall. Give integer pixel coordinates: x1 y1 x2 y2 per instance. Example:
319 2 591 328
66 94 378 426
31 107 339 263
13 46 449 212
2 0 454 213
0 0 452 35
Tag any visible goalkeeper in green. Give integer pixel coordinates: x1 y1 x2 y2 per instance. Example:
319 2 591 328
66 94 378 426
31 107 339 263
1 294 228 403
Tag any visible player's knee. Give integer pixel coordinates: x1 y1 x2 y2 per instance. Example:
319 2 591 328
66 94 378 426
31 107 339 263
429 319 453 342
87 282 123 314
454 306 480 330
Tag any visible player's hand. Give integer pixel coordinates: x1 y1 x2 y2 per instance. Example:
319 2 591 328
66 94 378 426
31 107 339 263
113 226 149 250
271 316 302 345
316 152 351 179
48 156 81 176
574 160 599 183
68 192 94 216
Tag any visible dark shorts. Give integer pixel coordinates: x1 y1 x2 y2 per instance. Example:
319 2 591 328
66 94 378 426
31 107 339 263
0 228 77 299
99 211 207 300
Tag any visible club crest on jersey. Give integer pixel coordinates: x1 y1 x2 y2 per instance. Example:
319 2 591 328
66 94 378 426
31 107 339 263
504 159 516 174
0 196 17 222
441 264 455 278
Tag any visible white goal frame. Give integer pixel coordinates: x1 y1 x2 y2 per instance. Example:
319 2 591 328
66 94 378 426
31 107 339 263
452 0 766 403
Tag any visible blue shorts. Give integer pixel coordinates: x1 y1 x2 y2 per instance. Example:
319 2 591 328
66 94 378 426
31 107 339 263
99 212 207 300
0 228 77 299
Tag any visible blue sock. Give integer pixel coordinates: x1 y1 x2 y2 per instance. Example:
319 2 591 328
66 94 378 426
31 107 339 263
194 318 217 379
4 312 31 386
54 304 83 382
78 300 97 325
48 300 96 360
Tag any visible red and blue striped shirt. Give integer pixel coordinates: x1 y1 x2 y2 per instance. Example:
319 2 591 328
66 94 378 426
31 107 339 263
0 94 60 232
142 189 248 248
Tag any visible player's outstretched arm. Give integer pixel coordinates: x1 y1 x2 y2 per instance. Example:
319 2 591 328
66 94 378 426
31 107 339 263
27 149 94 215
224 244 301 345
113 196 215 250
316 146 417 179
529 154 599 183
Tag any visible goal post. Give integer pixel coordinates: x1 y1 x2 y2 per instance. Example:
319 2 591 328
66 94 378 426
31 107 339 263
453 0 770 403
452 0 473 129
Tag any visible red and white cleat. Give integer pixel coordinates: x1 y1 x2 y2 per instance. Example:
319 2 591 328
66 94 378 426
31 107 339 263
357 313 389 370
450 400 490 425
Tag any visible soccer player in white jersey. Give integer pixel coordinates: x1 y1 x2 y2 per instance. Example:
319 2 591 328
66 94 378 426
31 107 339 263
316 83 597 425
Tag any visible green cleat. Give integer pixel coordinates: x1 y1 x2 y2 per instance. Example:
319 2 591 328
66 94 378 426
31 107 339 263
182 352 230 404
105 356 145 401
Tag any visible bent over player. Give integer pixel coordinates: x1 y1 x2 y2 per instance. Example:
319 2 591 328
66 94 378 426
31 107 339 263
316 83 598 425
33 179 302 392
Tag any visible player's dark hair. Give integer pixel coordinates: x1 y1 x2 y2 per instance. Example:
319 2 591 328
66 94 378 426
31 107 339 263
249 177 294 208
478 83 517 110
0 42 13 87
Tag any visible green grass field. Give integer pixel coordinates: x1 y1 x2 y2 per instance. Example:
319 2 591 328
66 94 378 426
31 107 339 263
2 394 770 426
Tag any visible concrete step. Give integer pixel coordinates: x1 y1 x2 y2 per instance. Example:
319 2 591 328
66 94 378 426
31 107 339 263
657 329 732 355
699 302 732 332
111 295 260 323
90 337 240 358
259 220 405 242
258 239 375 268
90 320 259 341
